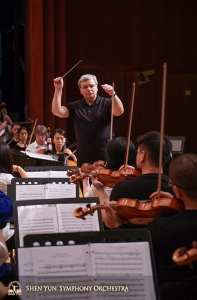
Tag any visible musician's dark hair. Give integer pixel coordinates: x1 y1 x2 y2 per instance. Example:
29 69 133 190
17 126 28 134
169 153 197 200
50 128 67 154
11 122 21 129
0 141 13 174
136 131 172 166
106 137 136 170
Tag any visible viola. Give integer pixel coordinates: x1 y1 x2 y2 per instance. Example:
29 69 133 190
172 244 197 267
74 196 184 224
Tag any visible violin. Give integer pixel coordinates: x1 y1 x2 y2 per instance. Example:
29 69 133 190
68 165 141 188
172 243 197 267
81 160 107 173
74 196 184 224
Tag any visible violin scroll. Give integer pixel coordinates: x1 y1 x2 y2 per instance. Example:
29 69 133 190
74 204 95 219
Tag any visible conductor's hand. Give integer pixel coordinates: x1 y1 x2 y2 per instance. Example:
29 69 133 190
54 77 64 91
101 84 114 97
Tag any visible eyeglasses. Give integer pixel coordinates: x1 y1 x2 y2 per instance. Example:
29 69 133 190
168 180 186 190
80 84 97 90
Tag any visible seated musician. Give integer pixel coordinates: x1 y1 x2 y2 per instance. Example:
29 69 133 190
83 137 136 197
0 141 28 246
98 153 197 299
91 131 174 229
0 112 13 142
15 127 28 151
0 232 20 299
26 124 49 153
6 123 20 148
0 141 28 195
44 128 77 164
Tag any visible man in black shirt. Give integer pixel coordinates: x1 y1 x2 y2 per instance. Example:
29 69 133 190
92 131 173 228
52 74 124 166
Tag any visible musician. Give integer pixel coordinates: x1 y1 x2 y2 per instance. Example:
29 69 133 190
52 74 124 167
83 137 136 197
91 131 174 228
0 141 29 195
26 125 48 153
6 123 20 148
0 112 13 142
0 233 19 299
15 127 28 151
44 128 77 164
146 153 197 298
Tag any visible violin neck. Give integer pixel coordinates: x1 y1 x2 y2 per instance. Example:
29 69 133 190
92 203 116 212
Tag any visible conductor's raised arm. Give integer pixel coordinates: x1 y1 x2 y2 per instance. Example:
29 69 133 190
51 77 69 118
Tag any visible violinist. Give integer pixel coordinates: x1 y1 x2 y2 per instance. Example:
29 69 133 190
83 137 136 197
26 125 49 153
52 74 124 167
91 131 174 229
6 122 21 148
147 153 197 299
44 128 77 164
102 154 197 299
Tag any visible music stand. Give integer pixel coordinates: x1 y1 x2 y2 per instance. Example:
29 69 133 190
168 136 185 154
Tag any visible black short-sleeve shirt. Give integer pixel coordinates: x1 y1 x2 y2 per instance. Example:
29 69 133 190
66 95 113 163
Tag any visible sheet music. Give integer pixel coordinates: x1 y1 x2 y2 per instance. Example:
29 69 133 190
22 245 92 300
56 203 100 232
18 205 58 247
17 242 157 300
15 183 76 200
16 185 45 200
23 151 58 161
17 202 100 247
90 242 156 300
18 248 35 300
25 171 69 178
45 183 76 198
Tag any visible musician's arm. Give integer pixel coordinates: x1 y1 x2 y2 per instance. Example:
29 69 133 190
0 232 9 266
13 165 29 178
0 122 7 132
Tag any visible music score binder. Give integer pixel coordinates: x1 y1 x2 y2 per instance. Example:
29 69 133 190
18 229 160 300
14 198 103 248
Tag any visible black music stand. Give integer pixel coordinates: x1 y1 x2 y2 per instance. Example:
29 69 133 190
20 229 160 300
14 197 103 248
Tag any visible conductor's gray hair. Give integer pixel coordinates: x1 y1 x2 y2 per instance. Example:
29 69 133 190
78 74 98 88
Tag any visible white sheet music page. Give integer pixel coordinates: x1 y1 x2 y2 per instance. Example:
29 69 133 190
25 171 50 178
18 205 58 247
56 203 100 232
45 183 76 198
32 245 92 300
49 170 69 178
90 242 156 300
18 248 35 300
16 185 45 200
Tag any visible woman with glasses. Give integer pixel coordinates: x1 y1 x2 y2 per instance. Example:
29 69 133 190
52 74 124 167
